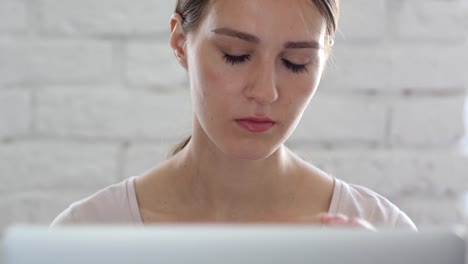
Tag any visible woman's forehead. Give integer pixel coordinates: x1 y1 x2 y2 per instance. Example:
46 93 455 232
204 0 327 41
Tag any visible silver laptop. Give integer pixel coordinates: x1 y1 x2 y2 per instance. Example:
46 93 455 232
3 225 466 264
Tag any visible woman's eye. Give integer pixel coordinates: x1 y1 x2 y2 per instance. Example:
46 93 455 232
223 53 308 74
282 59 308 74
223 53 251 65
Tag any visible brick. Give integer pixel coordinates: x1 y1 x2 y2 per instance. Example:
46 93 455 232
0 191 97 231
126 42 188 88
322 43 468 91
289 94 387 143
395 0 468 41
123 143 176 179
0 141 119 194
378 150 468 196
0 91 31 139
0 0 28 32
287 148 468 198
40 0 175 35
337 0 387 40
35 90 193 139
390 96 466 146
321 43 391 91
388 45 468 90
0 40 112 85
427 151 468 195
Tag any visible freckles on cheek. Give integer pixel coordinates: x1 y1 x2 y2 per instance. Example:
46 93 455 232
195 57 228 122
200 59 239 98
198 56 221 94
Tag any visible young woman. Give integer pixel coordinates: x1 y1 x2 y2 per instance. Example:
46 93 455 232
51 0 416 230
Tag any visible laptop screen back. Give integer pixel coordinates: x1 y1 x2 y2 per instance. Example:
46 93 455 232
3 225 466 264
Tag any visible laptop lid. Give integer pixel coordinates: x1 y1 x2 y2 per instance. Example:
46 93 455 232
3 225 466 264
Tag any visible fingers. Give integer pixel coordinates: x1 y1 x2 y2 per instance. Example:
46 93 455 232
284 213 376 231
319 214 377 231
320 213 348 224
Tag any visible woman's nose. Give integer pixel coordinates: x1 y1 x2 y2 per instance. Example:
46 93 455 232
244 62 279 105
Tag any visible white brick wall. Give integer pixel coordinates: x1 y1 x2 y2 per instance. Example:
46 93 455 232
126 42 188 88
40 0 174 36
0 91 30 139
388 44 468 90
322 43 468 91
0 0 28 33
290 94 388 143
0 40 113 85
390 96 466 146
337 0 387 40
394 196 465 226
35 90 192 139
321 44 390 91
0 141 120 192
395 0 468 41
0 0 467 247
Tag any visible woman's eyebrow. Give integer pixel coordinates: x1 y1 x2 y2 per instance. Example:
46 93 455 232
212 27 322 49
284 41 322 50
212 27 260 43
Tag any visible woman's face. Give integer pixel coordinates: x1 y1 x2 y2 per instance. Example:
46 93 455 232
184 0 328 160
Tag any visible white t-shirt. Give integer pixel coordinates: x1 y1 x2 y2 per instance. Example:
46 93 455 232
50 176 417 230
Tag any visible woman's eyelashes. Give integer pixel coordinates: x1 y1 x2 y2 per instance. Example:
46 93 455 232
223 53 251 65
281 59 308 74
222 53 308 74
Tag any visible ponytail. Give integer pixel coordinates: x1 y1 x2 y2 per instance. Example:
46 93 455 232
169 135 192 157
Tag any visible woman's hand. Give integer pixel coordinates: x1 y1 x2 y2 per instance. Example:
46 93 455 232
318 213 376 231
286 213 376 231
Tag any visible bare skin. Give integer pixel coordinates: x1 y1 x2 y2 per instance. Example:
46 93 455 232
135 146 334 223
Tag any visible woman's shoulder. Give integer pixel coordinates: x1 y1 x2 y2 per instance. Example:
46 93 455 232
330 178 417 231
50 177 141 227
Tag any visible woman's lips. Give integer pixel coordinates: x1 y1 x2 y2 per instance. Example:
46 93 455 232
235 119 275 133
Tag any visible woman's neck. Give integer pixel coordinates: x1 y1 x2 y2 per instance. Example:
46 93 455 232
170 138 303 220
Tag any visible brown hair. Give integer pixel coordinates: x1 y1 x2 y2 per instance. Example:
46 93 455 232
170 0 340 157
